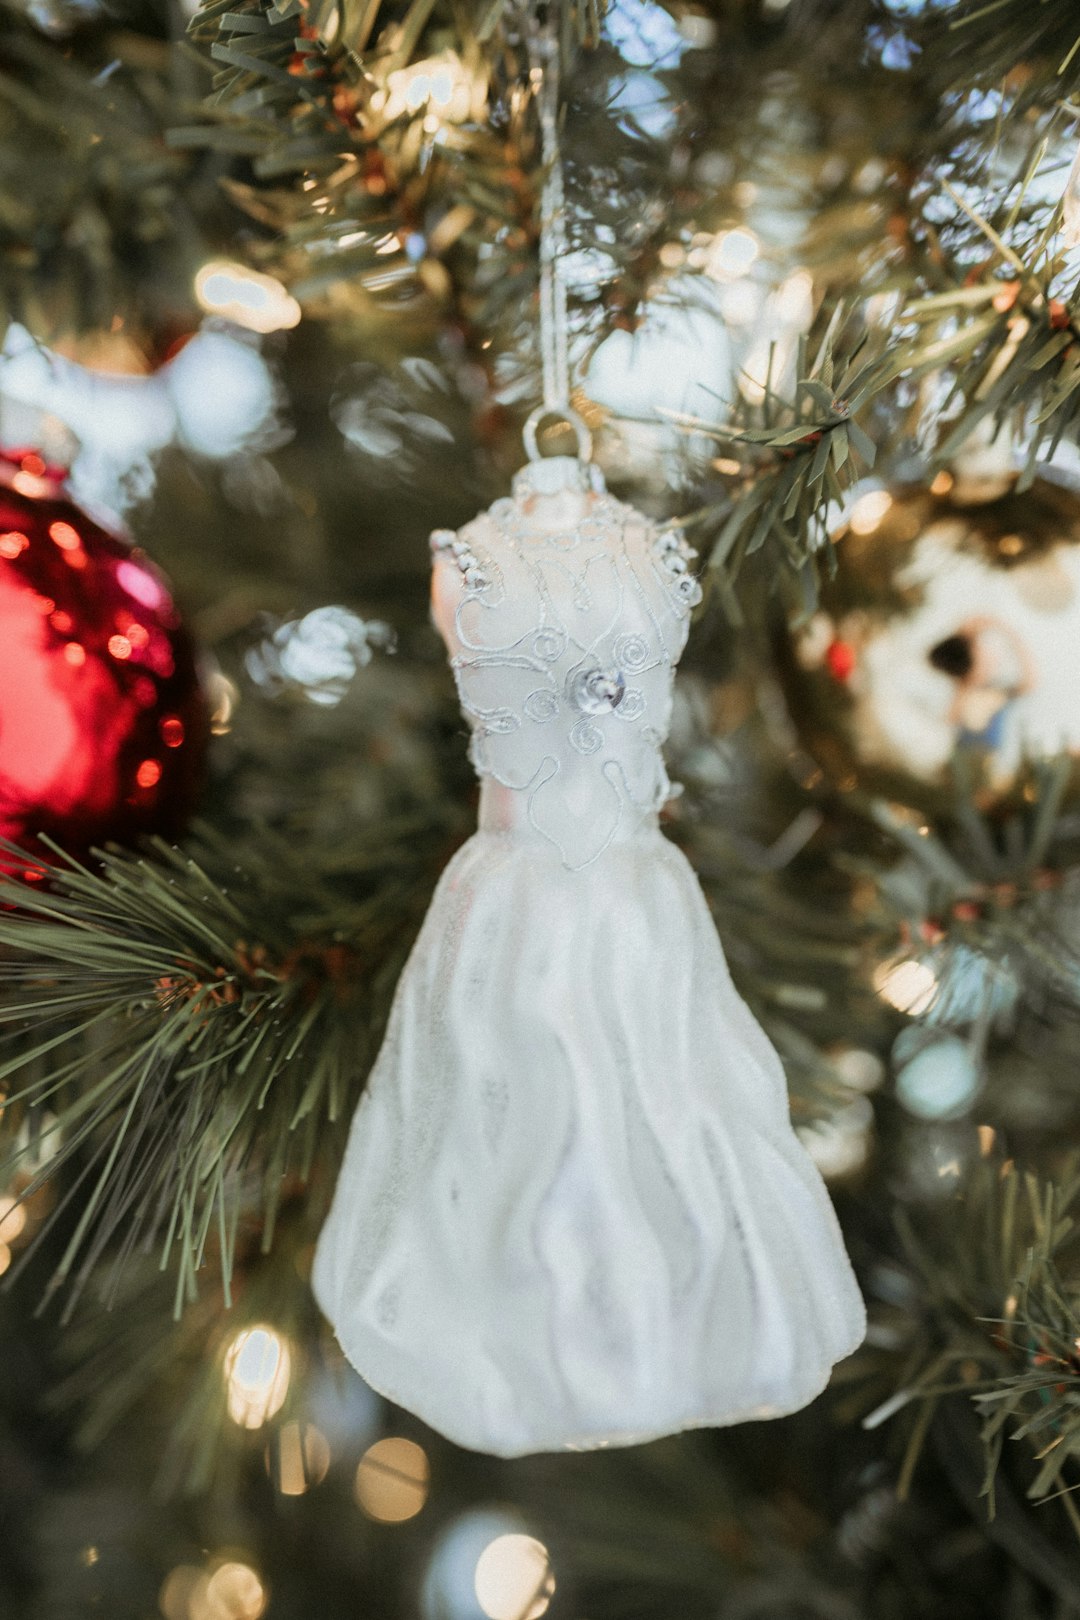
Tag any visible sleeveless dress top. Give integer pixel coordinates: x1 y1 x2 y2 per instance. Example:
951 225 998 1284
312 454 865 1457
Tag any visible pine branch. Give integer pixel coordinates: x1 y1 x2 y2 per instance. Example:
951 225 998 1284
671 314 894 592
853 759 1080 1020
933 0 1080 106
0 0 205 337
687 145 1080 592
0 818 448 1317
48 1212 323 1497
861 1157 1080 1519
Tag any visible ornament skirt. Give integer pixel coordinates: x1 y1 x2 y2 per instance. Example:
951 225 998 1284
312 823 866 1457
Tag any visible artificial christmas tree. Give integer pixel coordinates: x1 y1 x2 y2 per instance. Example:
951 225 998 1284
3 2 1080 1618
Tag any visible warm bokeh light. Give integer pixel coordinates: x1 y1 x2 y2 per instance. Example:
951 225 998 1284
379 52 477 123
872 956 939 1016
0 1195 27 1243
206 671 238 737
266 1421 331 1496
474 1534 555 1620
354 1436 430 1522
195 260 301 334
160 1560 267 1620
848 488 894 535
223 1326 291 1430
159 1564 203 1620
200 1561 267 1620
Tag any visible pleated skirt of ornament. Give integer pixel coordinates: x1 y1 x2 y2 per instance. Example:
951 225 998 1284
312 827 866 1457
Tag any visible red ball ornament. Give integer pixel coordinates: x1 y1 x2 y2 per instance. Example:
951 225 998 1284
0 449 209 874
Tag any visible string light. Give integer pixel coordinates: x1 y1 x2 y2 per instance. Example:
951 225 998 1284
160 1558 267 1620
474 1534 555 1620
873 956 938 1015
194 261 301 335
0 1195 27 1243
380 53 477 124
266 1422 331 1496
206 671 238 737
200 1561 267 1620
223 1326 291 1429
354 1436 430 1522
848 489 894 535
159 1564 202 1619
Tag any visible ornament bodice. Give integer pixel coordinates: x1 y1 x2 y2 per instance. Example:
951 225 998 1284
430 457 702 870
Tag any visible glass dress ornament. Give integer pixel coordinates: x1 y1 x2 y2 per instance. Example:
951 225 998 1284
313 431 866 1457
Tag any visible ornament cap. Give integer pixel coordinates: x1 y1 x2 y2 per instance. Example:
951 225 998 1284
512 455 605 500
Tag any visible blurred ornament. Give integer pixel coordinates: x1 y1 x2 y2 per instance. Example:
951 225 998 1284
331 358 459 485
925 941 1020 1031
892 1029 981 1121
0 451 208 870
0 321 285 513
781 472 1080 803
246 607 395 706
199 1562 268 1620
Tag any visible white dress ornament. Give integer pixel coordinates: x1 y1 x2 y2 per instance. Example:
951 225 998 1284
313 429 866 1457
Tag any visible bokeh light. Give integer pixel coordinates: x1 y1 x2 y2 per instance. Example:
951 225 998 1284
474 1534 555 1620
894 1032 981 1120
380 52 477 123
848 488 894 535
159 1564 203 1620
0 1195 27 1243
830 1046 886 1093
201 1561 267 1620
266 1421 331 1496
798 1096 874 1180
705 227 760 281
160 1560 267 1620
354 1436 430 1522
872 956 938 1016
223 1326 291 1430
195 261 301 334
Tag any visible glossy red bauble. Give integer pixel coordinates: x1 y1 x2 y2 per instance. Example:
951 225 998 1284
0 450 209 872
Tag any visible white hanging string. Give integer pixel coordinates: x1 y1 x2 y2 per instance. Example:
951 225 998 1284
528 6 571 412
